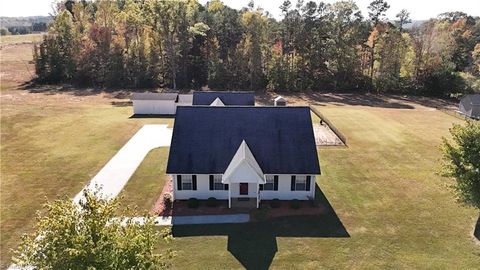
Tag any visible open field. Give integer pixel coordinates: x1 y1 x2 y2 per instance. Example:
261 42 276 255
1 37 479 268
0 33 44 45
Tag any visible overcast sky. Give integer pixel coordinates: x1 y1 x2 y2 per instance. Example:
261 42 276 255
1 0 479 20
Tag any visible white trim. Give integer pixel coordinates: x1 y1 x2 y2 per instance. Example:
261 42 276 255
223 140 264 184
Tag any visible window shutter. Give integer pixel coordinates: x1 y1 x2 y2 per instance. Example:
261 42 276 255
224 184 229 190
291 175 296 191
177 175 182 191
306 176 311 191
209 175 214 190
192 175 197 190
259 184 264 191
274 175 279 191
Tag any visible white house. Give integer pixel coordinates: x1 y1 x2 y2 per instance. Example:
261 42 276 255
166 106 321 208
459 94 480 119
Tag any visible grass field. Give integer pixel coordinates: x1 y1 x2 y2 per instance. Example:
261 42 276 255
140 104 479 269
1 35 479 268
0 33 44 45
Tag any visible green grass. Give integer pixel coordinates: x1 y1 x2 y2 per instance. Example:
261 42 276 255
2 87 479 268
0 97 173 267
152 105 480 269
118 147 170 213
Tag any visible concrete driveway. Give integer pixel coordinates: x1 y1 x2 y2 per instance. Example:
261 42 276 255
73 124 172 204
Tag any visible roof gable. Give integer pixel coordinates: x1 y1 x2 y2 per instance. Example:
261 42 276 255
223 140 264 183
192 91 255 106
166 106 321 174
210 97 225 106
461 94 480 105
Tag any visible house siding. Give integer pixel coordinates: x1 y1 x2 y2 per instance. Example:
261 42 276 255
259 175 316 200
133 100 176 115
172 174 316 201
173 174 229 200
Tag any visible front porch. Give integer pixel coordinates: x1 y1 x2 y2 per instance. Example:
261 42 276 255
227 182 261 208
230 197 258 208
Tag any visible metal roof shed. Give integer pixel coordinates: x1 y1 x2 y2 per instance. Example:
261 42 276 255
459 94 480 119
131 92 178 115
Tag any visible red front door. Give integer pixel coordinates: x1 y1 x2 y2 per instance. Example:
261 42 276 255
239 183 248 195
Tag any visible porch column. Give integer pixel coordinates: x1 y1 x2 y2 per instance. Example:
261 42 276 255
228 186 231 208
256 183 259 208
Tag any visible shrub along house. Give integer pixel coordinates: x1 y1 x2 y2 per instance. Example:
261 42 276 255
166 106 321 208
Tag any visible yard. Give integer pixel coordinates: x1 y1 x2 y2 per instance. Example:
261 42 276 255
1 37 479 268
125 100 479 269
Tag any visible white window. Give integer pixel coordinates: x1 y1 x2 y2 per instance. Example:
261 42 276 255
214 175 224 190
182 175 193 190
295 176 307 191
264 175 275 190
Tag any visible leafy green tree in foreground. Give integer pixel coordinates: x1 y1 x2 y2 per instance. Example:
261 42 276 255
441 121 480 210
12 189 173 269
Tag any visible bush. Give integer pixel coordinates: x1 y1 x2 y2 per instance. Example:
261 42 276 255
187 198 199 208
307 196 319 207
206 197 217 207
270 199 281 208
163 193 172 209
290 199 301 209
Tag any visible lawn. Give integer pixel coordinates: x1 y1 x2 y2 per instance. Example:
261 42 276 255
150 103 480 269
118 147 170 213
1 35 479 269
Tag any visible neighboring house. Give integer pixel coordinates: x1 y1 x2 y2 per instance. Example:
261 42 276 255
131 92 193 115
166 106 321 208
459 94 480 119
192 91 255 106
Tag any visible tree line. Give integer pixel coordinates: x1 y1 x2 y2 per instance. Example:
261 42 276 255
33 0 480 96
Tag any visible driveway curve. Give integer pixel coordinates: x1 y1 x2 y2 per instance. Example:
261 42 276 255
73 124 172 204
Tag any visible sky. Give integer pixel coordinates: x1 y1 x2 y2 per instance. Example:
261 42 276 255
0 0 479 20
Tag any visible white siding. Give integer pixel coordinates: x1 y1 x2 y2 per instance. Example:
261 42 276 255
133 100 176 115
172 174 316 201
260 175 316 200
172 174 228 200
177 94 193 105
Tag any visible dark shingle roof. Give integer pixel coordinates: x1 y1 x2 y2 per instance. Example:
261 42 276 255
166 106 320 175
192 91 255 106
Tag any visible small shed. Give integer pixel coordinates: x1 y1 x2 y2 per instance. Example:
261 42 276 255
459 94 480 119
178 94 193 106
274 96 287 106
131 92 178 115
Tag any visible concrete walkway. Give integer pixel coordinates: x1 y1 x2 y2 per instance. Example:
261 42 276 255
123 214 250 226
73 124 172 204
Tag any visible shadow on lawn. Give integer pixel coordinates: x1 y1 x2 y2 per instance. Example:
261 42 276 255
171 185 349 270
255 92 417 109
475 215 480 241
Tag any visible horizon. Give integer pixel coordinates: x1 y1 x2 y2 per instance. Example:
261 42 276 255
0 0 479 20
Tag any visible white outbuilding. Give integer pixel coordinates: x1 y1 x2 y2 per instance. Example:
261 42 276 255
131 92 178 115
459 94 480 119
274 96 287 106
